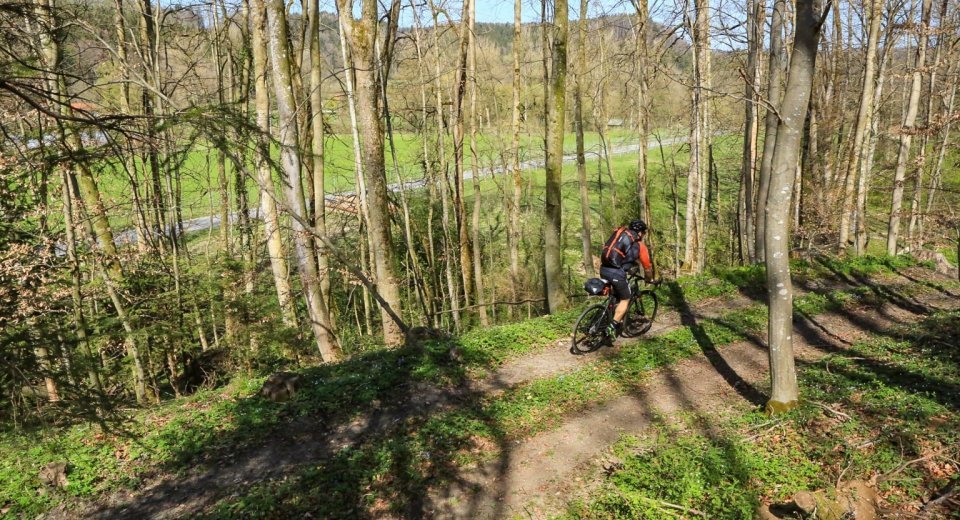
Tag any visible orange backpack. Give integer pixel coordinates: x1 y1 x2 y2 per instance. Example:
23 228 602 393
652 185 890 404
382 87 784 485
601 226 638 268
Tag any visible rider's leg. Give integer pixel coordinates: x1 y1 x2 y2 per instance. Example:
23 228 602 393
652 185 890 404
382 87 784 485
613 299 630 322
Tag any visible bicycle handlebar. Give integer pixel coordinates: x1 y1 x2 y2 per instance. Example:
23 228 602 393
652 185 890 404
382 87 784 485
627 273 664 288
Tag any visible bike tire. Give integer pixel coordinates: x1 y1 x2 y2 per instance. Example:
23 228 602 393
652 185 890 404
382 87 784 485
624 290 659 337
571 303 609 354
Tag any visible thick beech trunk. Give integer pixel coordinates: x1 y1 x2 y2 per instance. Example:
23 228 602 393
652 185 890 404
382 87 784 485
337 0 405 346
544 0 569 311
764 0 827 413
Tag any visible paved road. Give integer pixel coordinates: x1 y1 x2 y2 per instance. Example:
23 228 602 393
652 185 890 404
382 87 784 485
115 135 687 245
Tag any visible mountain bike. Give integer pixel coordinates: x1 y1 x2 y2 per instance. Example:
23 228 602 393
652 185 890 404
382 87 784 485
571 275 661 354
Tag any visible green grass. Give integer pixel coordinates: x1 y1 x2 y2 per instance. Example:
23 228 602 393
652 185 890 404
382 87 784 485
93 129 641 230
564 307 960 518
199 274 926 517
0 256 935 517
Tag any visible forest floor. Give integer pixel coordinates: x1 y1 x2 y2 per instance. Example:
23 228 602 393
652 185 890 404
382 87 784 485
11 257 959 519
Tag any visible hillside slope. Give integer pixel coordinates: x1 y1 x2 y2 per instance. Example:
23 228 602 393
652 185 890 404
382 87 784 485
4 256 957 519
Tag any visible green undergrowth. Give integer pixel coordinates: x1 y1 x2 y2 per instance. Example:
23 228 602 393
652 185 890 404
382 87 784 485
563 310 960 519
0 256 935 517
200 279 926 517
0 270 734 517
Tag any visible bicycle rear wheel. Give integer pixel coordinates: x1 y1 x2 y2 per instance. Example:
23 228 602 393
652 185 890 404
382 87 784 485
571 304 609 354
624 290 659 337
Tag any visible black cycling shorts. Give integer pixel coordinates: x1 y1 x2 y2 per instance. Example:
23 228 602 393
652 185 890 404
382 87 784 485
599 266 631 301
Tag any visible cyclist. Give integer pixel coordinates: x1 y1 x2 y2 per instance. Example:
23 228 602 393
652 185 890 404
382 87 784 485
599 218 654 336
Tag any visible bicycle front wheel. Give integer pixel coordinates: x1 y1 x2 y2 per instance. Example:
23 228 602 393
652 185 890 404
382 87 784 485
624 290 659 337
572 303 609 354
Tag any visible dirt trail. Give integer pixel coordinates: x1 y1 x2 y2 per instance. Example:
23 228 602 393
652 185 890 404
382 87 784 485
46 269 957 519
49 285 748 519
428 285 959 518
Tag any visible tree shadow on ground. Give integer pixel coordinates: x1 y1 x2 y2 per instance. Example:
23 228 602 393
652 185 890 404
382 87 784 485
590 333 771 518
663 281 767 407
84 336 517 519
82 266 957 518
589 267 960 518
794 310 960 413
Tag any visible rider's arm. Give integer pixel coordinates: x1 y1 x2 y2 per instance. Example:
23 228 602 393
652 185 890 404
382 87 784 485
638 243 654 282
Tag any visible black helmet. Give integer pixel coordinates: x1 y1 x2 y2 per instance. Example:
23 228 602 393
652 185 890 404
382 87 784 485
629 219 647 233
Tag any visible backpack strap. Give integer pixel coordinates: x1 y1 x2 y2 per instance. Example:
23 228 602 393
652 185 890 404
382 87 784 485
603 226 627 262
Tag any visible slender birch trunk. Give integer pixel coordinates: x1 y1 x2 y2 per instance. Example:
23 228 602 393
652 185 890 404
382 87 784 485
839 0 883 255
250 0 297 328
887 0 932 255
264 0 340 360
575 0 595 278
755 0 785 263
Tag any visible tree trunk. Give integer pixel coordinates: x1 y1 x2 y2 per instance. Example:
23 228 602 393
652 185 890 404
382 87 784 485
113 0 153 254
740 0 764 263
887 0 932 255
764 0 827 414
61 171 104 394
838 0 883 255
683 0 711 273
410 3 441 324
36 0 149 402
264 0 340 360
307 0 334 336
755 0 785 263
250 0 298 328
138 0 166 250
575 0 594 278
634 0 653 229
923 60 958 234
855 17 899 255
508 0 524 318
908 0 948 245
452 0 475 314
337 0 405 346
544 0 569 312
467 0 488 325
335 8 379 336
426 0 462 330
